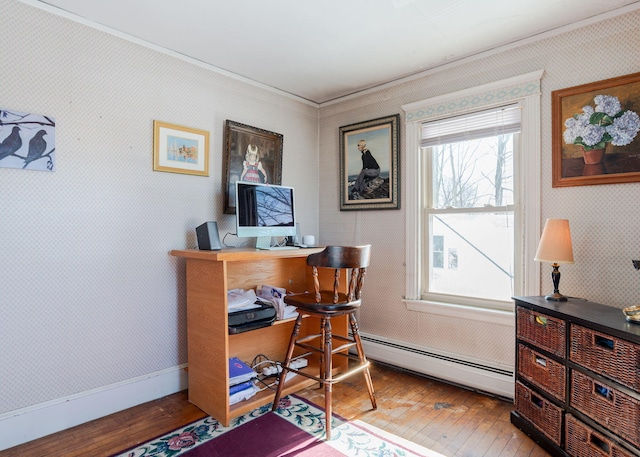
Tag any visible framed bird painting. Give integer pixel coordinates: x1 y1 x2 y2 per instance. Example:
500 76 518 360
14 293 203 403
0 109 56 171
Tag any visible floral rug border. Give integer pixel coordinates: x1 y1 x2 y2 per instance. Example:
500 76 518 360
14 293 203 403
112 395 442 457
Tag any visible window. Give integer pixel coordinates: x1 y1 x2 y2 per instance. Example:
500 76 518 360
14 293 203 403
422 105 519 304
402 71 543 314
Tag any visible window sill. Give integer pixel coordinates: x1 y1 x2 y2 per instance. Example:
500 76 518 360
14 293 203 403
403 298 514 327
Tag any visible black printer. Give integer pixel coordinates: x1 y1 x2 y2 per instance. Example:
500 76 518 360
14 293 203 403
228 303 277 334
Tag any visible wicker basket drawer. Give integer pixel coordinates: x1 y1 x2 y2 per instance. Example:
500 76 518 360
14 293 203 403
570 370 640 448
514 381 563 445
518 344 566 401
517 307 566 358
566 414 635 457
570 324 640 391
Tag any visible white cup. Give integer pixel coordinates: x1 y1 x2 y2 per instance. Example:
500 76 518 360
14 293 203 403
302 235 315 246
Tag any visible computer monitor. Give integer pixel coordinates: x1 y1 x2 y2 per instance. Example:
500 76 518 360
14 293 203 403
235 181 297 250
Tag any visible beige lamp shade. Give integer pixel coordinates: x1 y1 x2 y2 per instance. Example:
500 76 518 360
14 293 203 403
534 219 574 264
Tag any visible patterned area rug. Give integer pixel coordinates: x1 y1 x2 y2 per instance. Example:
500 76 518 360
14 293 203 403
113 395 444 457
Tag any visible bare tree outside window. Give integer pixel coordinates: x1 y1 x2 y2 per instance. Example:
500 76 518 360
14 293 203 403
432 135 514 210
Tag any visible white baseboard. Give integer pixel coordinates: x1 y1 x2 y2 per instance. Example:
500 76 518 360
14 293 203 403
0 364 188 451
360 333 514 400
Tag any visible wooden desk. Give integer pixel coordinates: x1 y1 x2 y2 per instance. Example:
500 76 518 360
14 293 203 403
170 248 348 426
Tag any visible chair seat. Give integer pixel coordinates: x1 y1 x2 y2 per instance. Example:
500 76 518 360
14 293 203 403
284 291 361 313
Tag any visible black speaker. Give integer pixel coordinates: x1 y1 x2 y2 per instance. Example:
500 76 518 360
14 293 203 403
196 221 222 250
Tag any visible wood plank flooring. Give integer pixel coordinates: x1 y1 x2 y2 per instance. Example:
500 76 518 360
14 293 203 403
0 363 549 457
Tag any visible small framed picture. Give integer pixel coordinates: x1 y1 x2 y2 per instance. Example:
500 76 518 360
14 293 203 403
552 72 640 187
339 114 400 210
0 109 56 171
153 120 210 176
222 120 283 214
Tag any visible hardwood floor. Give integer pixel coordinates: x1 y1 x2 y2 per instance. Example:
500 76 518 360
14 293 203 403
1 363 549 457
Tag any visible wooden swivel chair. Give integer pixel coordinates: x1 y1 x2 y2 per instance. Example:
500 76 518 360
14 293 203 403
271 245 377 439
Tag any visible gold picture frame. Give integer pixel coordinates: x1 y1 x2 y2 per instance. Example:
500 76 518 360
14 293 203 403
153 120 210 176
552 72 640 187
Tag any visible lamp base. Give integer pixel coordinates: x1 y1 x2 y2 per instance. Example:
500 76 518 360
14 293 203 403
545 292 568 301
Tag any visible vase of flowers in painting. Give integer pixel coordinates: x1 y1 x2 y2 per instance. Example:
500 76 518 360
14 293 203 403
564 94 640 165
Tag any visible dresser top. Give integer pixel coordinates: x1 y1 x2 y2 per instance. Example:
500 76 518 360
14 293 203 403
514 295 640 342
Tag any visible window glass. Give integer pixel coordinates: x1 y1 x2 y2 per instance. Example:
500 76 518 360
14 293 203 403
430 135 514 209
422 104 519 304
428 212 514 301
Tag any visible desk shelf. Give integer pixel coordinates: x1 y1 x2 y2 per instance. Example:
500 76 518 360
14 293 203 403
230 363 325 417
171 248 348 426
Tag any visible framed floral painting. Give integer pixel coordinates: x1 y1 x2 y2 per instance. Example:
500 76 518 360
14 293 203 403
552 72 640 187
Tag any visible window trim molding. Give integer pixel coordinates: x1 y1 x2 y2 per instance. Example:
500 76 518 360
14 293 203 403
403 298 515 326
401 71 543 308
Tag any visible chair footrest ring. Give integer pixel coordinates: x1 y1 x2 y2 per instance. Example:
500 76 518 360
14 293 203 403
280 361 370 385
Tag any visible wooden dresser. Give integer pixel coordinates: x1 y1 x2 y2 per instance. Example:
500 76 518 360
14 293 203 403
512 296 640 457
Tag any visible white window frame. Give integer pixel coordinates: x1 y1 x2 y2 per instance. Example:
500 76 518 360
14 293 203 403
401 71 543 319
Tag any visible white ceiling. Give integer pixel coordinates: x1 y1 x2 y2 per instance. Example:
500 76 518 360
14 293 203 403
29 0 640 104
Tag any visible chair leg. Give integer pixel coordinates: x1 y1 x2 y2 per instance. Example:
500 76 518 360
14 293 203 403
323 317 333 440
272 314 303 412
317 317 325 390
349 314 377 410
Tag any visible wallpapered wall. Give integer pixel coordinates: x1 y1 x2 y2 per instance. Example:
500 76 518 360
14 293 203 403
319 9 640 370
0 0 319 417
2 0 640 445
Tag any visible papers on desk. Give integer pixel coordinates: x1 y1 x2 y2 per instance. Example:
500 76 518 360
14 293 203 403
229 286 299 320
228 289 261 312
282 304 299 319
257 284 299 320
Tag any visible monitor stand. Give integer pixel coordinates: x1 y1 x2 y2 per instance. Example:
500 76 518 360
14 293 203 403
255 236 299 250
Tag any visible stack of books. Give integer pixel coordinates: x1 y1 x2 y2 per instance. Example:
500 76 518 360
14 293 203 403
229 357 257 405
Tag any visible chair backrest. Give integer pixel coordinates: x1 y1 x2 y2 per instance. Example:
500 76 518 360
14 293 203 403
306 245 371 304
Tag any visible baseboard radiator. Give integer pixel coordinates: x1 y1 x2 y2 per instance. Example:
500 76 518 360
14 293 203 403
359 333 514 400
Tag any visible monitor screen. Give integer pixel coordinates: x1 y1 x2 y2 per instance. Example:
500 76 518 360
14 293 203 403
235 181 296 249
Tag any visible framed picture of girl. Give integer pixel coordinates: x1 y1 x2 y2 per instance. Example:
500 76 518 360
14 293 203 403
222 120 283 214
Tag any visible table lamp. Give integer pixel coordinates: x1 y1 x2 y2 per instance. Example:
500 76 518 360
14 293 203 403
534 219 574 301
